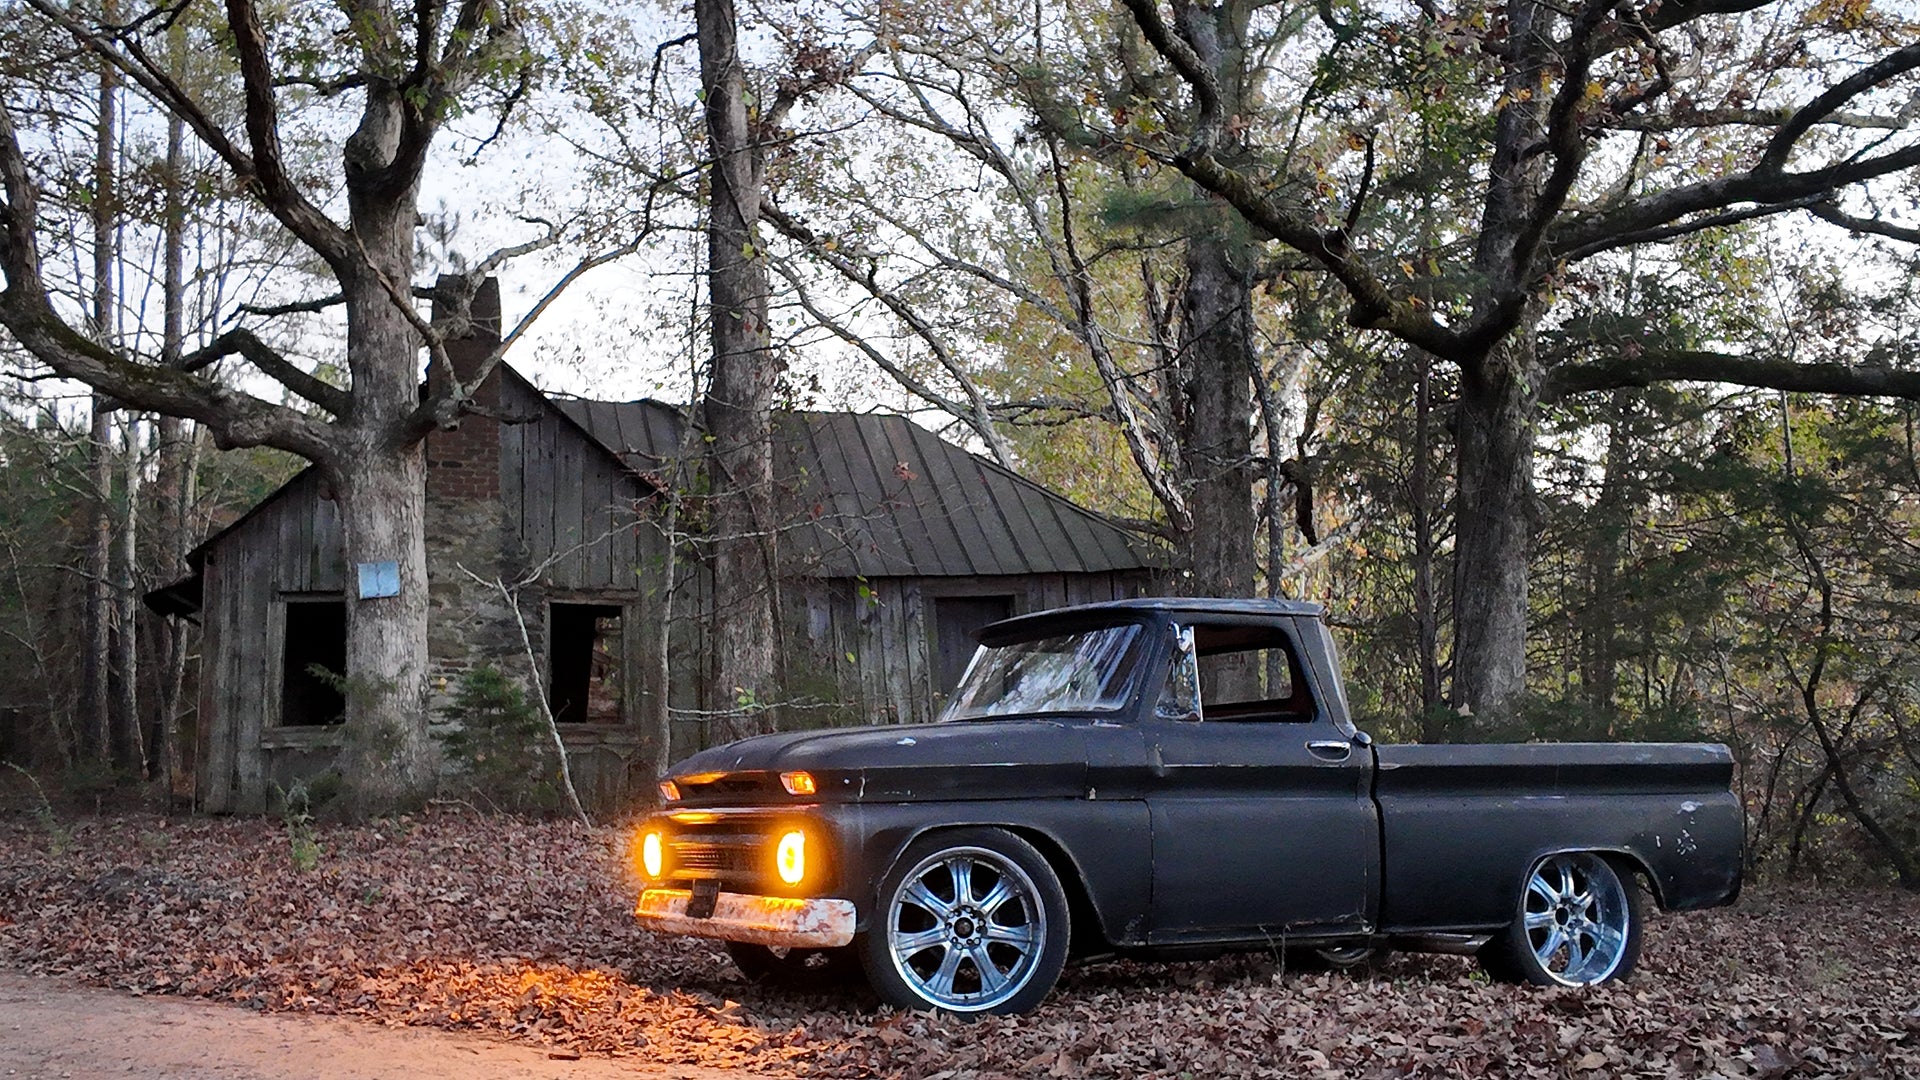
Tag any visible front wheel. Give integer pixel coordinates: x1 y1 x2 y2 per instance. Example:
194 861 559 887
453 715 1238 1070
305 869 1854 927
1481 851 1644 986
860 827 1070 1015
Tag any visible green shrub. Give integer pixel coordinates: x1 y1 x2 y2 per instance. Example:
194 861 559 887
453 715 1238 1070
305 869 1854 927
436 665 561 813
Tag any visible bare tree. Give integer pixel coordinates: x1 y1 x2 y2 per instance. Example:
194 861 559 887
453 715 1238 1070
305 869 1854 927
1 0 627 813
1119 0 1920 720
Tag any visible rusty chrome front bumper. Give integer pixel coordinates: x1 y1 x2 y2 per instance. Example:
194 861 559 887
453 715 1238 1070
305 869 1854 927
635 888 857 948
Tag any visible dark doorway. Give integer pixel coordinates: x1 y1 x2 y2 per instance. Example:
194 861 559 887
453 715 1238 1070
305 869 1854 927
549 603 623 724
933 594 1015 695
280 599 347 727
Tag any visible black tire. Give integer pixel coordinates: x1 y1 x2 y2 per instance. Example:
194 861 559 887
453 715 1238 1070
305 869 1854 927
859 827 1070 1015
1479 852 1644 986
1287 943 1381 974
725 941 861 986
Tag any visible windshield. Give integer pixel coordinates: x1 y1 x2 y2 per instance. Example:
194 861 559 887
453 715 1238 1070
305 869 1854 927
942 624 1147 720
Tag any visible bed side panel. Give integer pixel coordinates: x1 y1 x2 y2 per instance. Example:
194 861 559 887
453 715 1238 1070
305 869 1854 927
1372 743 1743 931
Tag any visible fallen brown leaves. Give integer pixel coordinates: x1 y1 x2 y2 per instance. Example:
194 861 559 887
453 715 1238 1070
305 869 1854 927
1 810 1916 1079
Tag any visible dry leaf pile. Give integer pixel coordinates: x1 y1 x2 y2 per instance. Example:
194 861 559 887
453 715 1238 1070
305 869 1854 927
1 810 1916 1079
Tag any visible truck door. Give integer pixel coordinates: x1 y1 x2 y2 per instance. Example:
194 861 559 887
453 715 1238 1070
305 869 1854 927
1144 618 1378 942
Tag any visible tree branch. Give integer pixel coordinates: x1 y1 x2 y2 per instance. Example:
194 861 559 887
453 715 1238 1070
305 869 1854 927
1115 0 1222 142
406 236 647 436
223 0 356 266
1543 348 1920 402
1759 39 1920 175
179 328 353 417
237 293 347 318
17 0 353 268
0 107 335 459
764 201 1014 466
1807 199 1920 246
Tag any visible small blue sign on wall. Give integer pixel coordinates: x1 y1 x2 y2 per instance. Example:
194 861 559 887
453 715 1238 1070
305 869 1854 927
357 561 401 599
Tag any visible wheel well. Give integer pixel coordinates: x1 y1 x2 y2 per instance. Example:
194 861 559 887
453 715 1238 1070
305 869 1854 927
901 823 1108 957
1601 849 1665 909
1529 847 1666 910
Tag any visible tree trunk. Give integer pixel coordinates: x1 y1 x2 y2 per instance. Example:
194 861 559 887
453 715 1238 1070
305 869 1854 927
113 417 143 774
154 415 195 795
330 65 438 815
82 35 117 767
1177 232 1258 600
1411 350 1447 737
1449 330 1540 724
154 92 191 800
697 0 782 742
1172 5 1257 605
1582 397 1634 717
83 404 113 765
330 440 433 815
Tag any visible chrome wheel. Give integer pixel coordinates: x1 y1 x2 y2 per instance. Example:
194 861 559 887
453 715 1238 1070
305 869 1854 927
864 830 1069 1015
1518 852 1635 986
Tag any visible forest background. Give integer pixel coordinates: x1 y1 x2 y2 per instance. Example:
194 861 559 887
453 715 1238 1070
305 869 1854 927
1 0 1918 887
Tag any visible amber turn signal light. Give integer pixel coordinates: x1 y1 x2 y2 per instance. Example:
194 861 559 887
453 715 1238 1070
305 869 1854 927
658 779 680 803
779 771 817 797
776 830 806 884
640 831 664 878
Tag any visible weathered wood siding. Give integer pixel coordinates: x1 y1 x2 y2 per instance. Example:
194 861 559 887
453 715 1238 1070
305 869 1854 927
678 569 1157 757
196 470 344 813
498 374 693 814
197 382 693 816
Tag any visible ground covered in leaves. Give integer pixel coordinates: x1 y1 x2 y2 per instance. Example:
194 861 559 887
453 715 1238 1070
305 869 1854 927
1 810 1915 1079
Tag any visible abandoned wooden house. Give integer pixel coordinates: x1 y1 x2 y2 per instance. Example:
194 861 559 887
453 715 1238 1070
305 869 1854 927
147 281 1161 814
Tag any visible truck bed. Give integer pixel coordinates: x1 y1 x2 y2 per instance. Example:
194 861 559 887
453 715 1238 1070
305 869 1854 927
1372 742 1743 930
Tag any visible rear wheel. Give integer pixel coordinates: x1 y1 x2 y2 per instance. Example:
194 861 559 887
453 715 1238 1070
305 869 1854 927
860 828 1069 1015
1480 852 1643 986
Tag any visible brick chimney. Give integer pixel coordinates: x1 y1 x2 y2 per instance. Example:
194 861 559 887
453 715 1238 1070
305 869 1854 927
426 276 502 500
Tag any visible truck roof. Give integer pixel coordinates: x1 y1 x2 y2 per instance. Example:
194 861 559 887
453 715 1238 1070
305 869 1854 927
979 596 1325 645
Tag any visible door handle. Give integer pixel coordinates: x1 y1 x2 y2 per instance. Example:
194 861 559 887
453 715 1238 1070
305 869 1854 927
1306 740 1352 761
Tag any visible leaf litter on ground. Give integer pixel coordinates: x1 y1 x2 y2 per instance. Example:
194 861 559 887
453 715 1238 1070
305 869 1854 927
1 809 1916 1079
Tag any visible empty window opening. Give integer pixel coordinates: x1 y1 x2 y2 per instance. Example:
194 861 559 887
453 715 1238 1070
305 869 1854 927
933 594 1015 694
280 599 347 727
1191 623 1309 723
550 603 624 724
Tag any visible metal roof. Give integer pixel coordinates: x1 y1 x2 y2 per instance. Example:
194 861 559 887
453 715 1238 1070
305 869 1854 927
549 397 1161 579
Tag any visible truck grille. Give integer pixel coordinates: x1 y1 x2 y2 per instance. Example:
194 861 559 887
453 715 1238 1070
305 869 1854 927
667 826 765 887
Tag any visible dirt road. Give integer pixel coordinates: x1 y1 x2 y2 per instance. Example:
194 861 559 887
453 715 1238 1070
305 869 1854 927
0 973 768 1080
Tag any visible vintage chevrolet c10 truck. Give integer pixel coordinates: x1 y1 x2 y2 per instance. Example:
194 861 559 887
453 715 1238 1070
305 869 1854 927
632 598 1743 1015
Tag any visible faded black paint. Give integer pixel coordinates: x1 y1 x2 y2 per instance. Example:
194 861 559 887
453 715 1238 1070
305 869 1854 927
645 598 1743 955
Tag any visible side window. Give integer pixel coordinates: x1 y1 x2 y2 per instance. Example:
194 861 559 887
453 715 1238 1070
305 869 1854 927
280 597 346 727
549 602 624 724
1191 623 1310 722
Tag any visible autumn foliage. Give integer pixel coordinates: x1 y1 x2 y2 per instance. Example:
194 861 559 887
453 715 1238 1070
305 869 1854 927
1 809 1917 1078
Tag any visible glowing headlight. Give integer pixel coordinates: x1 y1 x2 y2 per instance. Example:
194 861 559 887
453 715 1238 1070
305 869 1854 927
641 831 664 878
775 830 807 885
779 771 817 797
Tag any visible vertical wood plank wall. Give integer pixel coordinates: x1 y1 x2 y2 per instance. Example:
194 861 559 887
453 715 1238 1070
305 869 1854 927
717 569 1153 758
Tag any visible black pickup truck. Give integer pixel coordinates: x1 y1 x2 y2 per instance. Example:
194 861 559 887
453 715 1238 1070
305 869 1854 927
632 598 1743 1015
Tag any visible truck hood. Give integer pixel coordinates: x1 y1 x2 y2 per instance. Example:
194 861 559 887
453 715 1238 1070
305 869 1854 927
668 719 1091 804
